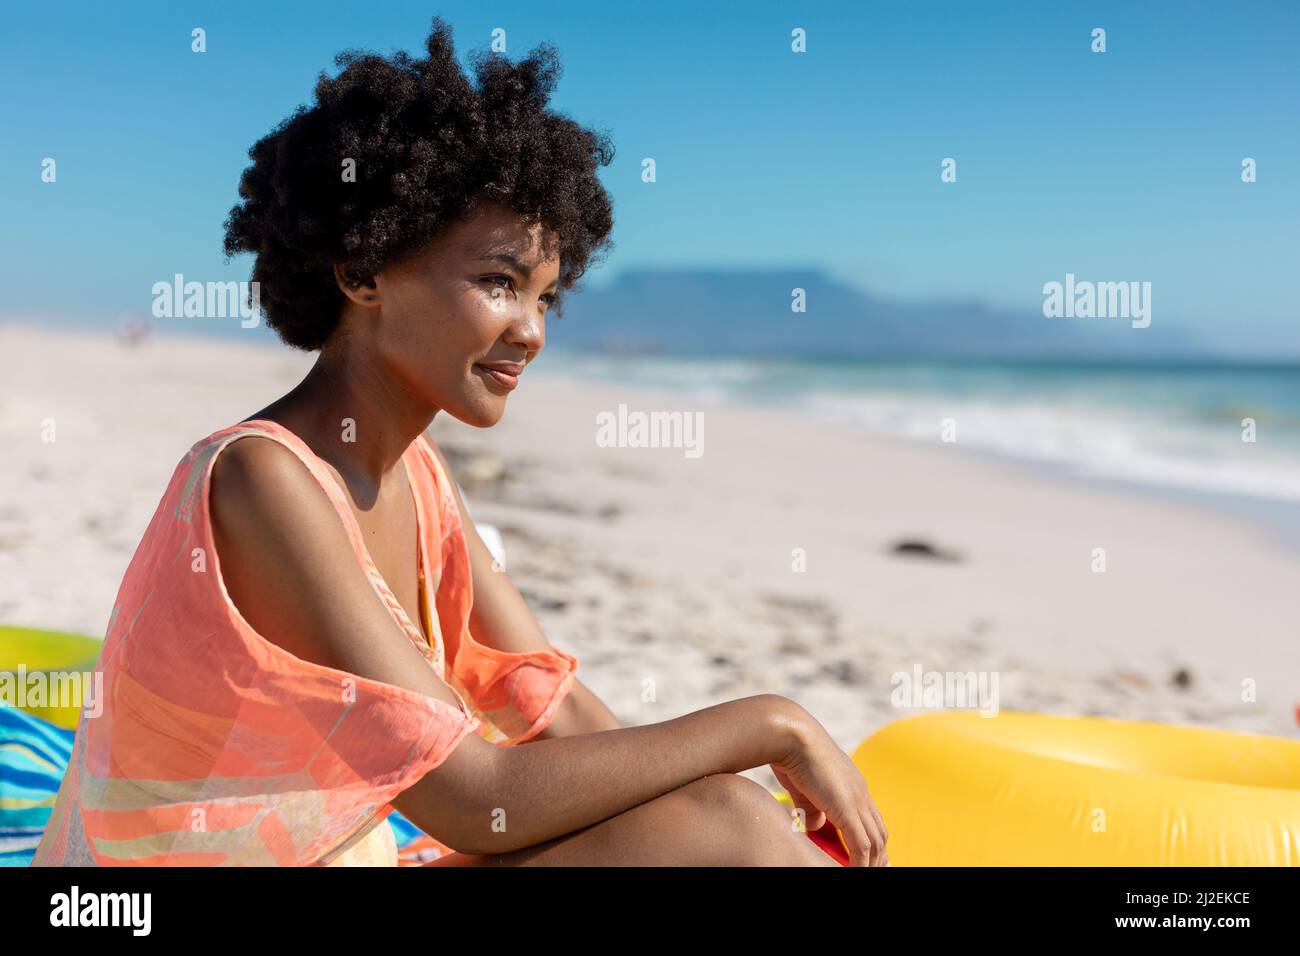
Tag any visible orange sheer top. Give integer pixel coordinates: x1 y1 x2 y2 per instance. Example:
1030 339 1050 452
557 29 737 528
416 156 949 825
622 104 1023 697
29 419 578 866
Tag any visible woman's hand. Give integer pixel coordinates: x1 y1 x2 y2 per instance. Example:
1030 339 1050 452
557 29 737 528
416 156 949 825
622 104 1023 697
768 701 890 867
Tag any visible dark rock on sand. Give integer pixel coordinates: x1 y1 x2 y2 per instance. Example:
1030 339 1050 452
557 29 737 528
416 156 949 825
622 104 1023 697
889 538 963 562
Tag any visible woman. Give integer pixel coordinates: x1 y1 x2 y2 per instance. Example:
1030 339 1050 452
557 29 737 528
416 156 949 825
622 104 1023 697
31 17 887 867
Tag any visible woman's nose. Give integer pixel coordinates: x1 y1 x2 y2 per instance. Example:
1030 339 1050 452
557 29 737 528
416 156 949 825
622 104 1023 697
508 305 545 353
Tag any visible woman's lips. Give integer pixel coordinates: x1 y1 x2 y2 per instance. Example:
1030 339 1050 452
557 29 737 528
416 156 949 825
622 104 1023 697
474 364 520 391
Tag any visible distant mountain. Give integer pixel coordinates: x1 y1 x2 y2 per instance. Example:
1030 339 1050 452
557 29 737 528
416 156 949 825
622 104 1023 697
551 269 1208 360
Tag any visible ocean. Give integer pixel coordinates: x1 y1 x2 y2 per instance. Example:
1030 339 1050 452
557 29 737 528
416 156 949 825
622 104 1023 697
544 352 1300 508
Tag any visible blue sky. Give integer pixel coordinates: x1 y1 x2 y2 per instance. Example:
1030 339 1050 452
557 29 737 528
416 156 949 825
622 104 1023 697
2 0 1297 354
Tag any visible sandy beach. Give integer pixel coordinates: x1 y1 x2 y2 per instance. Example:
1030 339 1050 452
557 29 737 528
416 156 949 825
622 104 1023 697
3 324 1297 795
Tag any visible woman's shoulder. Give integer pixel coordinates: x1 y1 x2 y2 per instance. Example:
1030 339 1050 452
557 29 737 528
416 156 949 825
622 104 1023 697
178 417 359 579
185 417 304 458
208 430 317 509
206 423 348 546
179 418 341 499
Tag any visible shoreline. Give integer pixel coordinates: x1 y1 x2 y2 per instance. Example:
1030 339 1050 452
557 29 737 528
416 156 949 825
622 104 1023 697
533 359 1300 563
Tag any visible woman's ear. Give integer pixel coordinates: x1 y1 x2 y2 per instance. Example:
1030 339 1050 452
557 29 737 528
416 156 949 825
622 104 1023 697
333 262 382 308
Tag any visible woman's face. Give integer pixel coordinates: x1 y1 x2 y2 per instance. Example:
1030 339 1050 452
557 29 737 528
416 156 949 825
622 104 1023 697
347 199 561 428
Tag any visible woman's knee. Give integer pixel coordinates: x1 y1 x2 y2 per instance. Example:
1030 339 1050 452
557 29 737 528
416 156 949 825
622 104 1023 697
678 774 811 863
683 773 785 821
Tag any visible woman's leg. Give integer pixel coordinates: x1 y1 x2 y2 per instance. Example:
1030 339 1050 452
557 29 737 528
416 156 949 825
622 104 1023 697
425 773 838 867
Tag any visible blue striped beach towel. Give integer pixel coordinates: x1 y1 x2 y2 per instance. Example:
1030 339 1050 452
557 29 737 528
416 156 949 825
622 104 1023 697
0 706 74 866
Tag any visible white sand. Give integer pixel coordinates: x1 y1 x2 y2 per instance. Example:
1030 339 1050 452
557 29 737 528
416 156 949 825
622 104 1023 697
3 324 1297 791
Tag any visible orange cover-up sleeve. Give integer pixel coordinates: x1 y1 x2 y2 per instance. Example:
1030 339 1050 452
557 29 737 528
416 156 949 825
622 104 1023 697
434 530 580 745
443 626 580 746
419 437 580 746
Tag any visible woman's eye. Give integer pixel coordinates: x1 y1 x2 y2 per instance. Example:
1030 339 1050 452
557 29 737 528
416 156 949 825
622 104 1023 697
484 275 554 307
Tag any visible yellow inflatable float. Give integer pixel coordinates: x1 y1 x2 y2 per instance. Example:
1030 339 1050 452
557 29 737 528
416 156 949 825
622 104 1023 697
806 710 1300 866
0 626 103 730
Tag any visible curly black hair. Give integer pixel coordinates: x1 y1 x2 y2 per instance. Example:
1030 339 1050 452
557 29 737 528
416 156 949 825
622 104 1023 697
222 16 615 350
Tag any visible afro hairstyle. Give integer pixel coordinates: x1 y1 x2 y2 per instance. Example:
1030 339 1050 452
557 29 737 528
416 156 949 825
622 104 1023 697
222 16 615 350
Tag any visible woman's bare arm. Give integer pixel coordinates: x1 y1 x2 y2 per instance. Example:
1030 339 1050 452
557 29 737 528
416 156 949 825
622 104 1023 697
401 695 796 855
209 436 800 856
